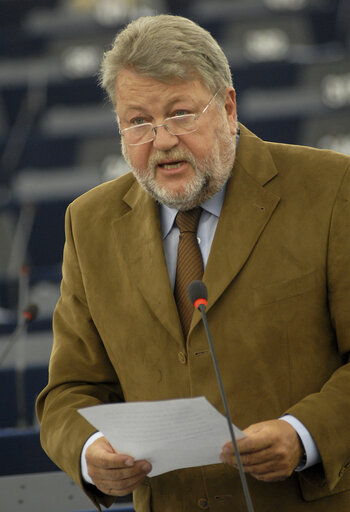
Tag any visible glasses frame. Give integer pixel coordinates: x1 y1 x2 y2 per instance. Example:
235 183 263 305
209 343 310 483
119 89 221 146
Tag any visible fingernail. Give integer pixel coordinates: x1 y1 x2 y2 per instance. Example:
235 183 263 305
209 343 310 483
142 463 151 472
125 459 134 467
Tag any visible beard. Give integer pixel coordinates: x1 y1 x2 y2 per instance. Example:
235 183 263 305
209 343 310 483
121 122 236 211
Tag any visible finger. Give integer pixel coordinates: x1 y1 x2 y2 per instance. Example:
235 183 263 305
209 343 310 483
222 445 276 465
89 460 152 483
220 442 269 467
237 434 273 454
223 441 295 466
243 457 289 474
98 472 148 497
220 455 291 482
88 451 135 470
221 449 295 480
222 435 272 457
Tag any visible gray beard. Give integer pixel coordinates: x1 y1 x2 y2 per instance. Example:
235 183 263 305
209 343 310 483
122 127 235 211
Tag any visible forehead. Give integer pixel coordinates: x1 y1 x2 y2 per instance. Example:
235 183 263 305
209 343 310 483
115 69 211 112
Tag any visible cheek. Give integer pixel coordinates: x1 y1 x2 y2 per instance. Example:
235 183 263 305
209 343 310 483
124 145 151 171
183 135 212 162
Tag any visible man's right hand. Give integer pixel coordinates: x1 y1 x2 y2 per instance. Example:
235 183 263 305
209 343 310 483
85 436 152 497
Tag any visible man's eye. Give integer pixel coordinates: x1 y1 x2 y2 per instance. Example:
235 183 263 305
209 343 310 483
131 117 147 125
173 110 189 117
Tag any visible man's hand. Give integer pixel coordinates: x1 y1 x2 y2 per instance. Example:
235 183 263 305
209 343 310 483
219 419 304 482
85 437 152 496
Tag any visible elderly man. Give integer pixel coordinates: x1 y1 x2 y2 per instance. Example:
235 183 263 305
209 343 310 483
37 14 350 512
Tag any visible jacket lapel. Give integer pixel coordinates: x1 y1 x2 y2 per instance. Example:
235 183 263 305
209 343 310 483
191 126 281 330
112 181 184 346
112 126 280 341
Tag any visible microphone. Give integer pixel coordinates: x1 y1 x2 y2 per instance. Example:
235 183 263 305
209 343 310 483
188 280 255 512
21 303 39 323
0 304 39 367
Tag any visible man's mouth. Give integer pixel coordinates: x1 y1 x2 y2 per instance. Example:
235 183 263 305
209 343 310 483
158 160 186 170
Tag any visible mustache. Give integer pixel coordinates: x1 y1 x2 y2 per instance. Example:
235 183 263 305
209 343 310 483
148 148 197 169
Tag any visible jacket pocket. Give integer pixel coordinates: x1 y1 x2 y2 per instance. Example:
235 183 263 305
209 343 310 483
298 462 350 501
253 270 317 307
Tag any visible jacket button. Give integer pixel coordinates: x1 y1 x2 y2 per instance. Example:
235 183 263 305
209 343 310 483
178 351 187 364
198 498 209 509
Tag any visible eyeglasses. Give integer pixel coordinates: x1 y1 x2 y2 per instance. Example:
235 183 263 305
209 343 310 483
119 89 221 146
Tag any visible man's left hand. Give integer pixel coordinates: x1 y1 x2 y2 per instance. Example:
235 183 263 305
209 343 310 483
219 419 304 482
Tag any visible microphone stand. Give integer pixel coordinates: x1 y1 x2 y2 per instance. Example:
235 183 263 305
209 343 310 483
198 305 255 512
0 316 28 368
0 302 39 428
189 279 255 512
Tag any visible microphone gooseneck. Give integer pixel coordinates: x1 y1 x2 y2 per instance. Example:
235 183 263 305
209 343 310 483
0 304 39 368
188 280 255 512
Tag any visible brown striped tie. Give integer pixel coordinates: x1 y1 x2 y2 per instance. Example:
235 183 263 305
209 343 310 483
174 207 204 338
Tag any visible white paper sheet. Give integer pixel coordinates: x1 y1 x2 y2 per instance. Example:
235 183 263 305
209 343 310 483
79 396 245 477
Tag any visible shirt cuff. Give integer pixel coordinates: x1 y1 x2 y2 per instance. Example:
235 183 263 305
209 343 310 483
81 431 104 484
279 415 321 471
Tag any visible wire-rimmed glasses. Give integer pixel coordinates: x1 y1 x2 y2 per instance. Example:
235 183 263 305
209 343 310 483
119 89 221 146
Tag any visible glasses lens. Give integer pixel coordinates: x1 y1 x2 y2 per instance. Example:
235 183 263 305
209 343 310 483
167 114 197 135
124 124 154 145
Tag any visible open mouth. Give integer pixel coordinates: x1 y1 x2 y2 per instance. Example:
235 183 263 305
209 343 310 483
158 160 186 170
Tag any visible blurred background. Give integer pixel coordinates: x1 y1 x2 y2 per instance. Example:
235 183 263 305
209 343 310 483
0 0 349 510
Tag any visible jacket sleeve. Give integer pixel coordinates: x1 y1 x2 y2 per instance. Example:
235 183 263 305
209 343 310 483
286 164 350 500
36 204 122 510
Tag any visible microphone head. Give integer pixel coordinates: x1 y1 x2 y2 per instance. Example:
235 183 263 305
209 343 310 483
188 280 208 310
22 304 39 323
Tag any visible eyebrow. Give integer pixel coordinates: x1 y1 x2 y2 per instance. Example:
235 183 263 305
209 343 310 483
123 96 196 115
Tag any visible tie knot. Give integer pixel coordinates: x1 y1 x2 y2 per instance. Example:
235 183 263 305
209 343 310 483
175 207 202 234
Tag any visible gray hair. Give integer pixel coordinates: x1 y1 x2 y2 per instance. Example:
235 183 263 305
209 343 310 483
100 14 233 107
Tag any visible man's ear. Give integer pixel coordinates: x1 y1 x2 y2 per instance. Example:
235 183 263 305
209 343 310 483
224 87 237 135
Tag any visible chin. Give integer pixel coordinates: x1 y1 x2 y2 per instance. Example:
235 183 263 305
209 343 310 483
152 181 212 211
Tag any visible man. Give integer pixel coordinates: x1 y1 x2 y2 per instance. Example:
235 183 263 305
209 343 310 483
37 14 350 512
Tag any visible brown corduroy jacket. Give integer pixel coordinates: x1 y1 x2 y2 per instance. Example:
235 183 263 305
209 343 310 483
37 124 350 511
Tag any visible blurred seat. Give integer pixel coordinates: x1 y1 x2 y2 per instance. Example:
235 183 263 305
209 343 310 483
0 0 58 31
0 465 132 512
301 57 350 110
0 427 57 475
0 363 50 428
222 14 315 63
0 95 8 136
0 368 17 427
0 427 133 511
39 103 116 138
299 112 350 155
24 365 49 425
336 0 350 47
7 163 103 282
184 0 339 28
0 209 16 274
23 0 165 39
237 53 350 144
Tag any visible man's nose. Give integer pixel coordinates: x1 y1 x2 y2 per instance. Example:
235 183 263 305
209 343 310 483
152 125 179 151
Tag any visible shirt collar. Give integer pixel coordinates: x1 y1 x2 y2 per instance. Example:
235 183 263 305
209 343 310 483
159 185 226 240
